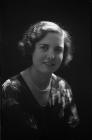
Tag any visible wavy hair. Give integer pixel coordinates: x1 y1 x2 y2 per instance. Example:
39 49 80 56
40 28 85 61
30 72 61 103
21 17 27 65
18 21 73 68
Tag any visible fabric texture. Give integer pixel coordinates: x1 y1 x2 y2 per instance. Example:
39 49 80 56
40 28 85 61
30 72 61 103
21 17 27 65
0 73 79 140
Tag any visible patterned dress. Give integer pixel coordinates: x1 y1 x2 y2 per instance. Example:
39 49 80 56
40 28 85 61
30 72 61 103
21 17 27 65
0 73 79 140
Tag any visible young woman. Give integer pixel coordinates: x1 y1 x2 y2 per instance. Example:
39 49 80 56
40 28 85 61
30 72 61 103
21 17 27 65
1 21 79 140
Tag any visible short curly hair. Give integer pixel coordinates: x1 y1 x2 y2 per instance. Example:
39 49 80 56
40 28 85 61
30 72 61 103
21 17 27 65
18 21 73 68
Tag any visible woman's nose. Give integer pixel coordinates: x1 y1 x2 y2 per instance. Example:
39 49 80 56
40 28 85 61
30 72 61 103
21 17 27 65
46 49 56 61
48 55 55 60
47 53 55 61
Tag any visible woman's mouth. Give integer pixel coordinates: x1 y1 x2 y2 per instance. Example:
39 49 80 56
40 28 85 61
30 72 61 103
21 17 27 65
43 62 55 67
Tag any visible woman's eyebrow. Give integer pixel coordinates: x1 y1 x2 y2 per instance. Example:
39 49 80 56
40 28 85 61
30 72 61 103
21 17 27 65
39 43 49 47
39 43 49 45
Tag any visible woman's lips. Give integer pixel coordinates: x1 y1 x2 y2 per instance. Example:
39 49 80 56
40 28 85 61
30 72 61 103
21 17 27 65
43 61 55 66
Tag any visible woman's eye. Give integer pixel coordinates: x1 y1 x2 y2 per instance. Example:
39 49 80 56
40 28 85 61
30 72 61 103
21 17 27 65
55 47 63 53
40 44 49 51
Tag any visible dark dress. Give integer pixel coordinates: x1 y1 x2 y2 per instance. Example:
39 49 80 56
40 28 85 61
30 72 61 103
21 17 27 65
0 73 79 140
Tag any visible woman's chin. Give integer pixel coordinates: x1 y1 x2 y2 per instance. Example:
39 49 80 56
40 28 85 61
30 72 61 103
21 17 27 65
39 65 56 74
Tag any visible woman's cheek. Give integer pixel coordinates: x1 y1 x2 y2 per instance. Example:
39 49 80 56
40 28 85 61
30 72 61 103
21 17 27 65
57 53 63 61
59 53 63 62
55 56 63 68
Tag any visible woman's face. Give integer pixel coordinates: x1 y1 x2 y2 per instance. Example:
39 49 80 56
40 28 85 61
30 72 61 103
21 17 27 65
32 32 64 74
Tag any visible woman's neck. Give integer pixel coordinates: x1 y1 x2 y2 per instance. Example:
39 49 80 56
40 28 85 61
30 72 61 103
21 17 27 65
23 66 52 90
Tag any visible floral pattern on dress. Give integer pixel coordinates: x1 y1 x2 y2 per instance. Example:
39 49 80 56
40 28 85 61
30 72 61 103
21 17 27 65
1 73 79 128
48 73 79 127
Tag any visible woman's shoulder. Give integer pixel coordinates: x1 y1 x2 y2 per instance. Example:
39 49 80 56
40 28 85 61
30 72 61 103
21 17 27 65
51 73 73 104
52 73 72 90
1 75 22 107
2 75 21 94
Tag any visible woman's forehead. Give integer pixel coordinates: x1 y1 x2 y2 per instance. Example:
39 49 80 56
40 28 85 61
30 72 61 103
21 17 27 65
38 32 64 45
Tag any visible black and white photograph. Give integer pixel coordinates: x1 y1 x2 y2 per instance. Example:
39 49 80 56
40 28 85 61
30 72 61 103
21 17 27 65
0 2 91 140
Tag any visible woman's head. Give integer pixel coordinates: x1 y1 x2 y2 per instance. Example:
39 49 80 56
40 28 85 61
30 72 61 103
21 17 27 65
18 21 73 73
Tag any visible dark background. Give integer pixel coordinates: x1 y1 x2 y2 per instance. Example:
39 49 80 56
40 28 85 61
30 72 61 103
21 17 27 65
1 1 92 139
